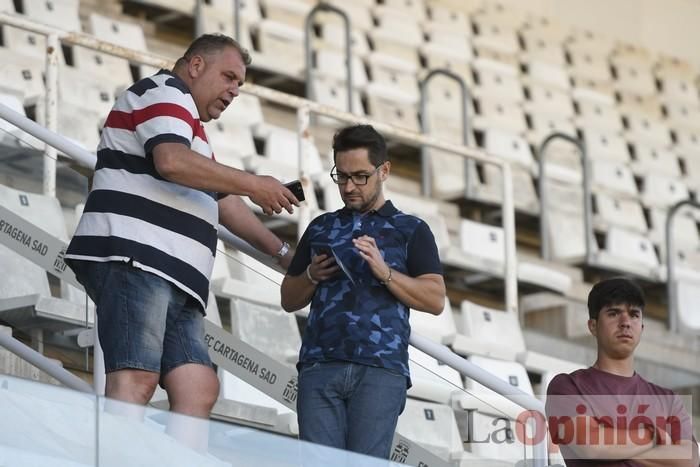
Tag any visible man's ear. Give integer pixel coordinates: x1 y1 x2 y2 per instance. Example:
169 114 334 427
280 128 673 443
587 319 597 337
380 161 391 181
188 55 205 78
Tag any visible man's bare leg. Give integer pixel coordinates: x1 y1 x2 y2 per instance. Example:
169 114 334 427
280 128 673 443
104 369 160 420
162 363 220 452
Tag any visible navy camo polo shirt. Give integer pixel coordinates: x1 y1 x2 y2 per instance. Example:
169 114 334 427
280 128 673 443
288 200 443 385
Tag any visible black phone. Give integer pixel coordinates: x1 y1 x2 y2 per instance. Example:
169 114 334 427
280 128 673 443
310 242 332 258
284 180 305 202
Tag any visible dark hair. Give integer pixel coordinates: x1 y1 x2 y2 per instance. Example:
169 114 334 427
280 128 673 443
174 33 251 70
587 277 645 320
332 124 387 166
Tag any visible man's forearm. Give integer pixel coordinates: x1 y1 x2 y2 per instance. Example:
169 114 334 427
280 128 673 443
218 195 282 256
559 423 655 460
384 272 445 314
154 143 257 196
634 440 699 467
280 273 315 312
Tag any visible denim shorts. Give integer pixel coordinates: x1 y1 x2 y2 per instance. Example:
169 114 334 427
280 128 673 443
70 259 213 376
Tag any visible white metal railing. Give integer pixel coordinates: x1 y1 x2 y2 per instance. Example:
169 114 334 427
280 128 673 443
0 10 550 466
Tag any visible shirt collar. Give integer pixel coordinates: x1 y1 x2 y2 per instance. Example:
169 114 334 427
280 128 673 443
156 69 192 93
338 200 397 218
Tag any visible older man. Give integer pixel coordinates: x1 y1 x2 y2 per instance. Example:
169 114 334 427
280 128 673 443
66 34 298 429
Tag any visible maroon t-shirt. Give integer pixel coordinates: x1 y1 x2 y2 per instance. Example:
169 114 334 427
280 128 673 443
546 367 695 466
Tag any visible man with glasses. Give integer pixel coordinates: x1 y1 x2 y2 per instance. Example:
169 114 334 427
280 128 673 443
280 124 446 459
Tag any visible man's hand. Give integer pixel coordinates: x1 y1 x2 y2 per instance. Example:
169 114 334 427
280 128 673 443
277 250 293 270
250 176 300 215
308 254 340 283
352 235 390 282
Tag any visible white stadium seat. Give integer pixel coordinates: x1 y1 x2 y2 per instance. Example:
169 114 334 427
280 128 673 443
593 192 648 233
0 51 45 103
253 20 304 76
89 13 147 50
630 145 681 177
259 0 310 29
525 61 570 90
313 49 367 89
593 226 662 280
648 207 700 249
576 101 624 134
524 85 574 117
659 77 699 106
639 173 690 210
483 129 536 172
567 48 613 83
625 115 673 148
474 98 527 134
612 61 657 96
0 184 95 332
617 92 664 120
396 398 465 463
590 159 639 198
365 83 420 132
583 131 630 163
23 0 81 31
521 29 566 66
665 103 700 131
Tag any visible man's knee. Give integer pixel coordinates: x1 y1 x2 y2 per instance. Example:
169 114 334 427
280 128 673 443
164 364 219 417
105 369 160 404
194 371 220 408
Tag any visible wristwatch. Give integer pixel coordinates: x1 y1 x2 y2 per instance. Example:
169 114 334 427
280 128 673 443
274 241 290 261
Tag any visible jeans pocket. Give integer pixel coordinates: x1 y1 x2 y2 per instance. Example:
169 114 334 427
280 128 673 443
298 361 322 376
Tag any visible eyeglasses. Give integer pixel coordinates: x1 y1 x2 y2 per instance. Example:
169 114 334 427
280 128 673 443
330 164 383 185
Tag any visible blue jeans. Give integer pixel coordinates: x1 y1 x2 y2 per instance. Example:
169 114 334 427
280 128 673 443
70 260 213 376
297 361 407 459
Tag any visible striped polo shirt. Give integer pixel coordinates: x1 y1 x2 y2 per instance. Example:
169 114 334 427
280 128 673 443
66 69 219 311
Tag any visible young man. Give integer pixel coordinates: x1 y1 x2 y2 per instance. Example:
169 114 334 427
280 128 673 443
280 124 446 459
546 277 699 466
65 34 299 443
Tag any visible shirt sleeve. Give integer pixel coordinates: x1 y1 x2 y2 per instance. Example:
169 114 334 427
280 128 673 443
287 227 313 276
667 390 695 444
406 221 443 277
545 373 582 443
133 86 196 155
546 373 578 397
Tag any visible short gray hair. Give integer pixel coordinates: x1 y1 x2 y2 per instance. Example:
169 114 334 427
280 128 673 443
174 33 251 69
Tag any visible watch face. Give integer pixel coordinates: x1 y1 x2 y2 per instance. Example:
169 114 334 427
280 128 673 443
276 242 290 258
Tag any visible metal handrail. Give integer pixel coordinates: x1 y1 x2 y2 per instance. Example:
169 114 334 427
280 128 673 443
665 199 700 333
537 133 592 264
419 68 471 197
233 0 241 42
304 3 353 112
0 329 94 394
